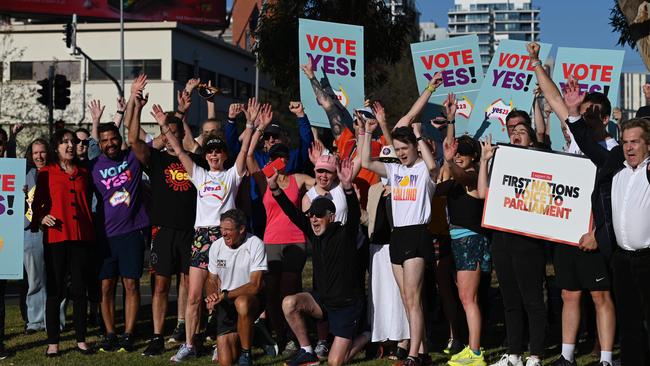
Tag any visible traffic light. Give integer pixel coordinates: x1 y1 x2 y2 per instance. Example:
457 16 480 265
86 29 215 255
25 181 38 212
53 74 71 110
36 78 52 107
63 22 77 55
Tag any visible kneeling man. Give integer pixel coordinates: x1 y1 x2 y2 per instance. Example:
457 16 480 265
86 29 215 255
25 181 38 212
206 209 267 366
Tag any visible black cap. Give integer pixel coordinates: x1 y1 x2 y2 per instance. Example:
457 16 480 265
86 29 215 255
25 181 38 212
308 197 336 217
265 124 283 136
204 138 228 152
268 143 290 159
636 106 650 119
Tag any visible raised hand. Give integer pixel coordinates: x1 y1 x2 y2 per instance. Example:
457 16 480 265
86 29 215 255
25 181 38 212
337 158 353 189
526 42 541 61
444 93 458 121
443 137 458 163
116 96 126 112
88 100 105 122
243 98 261 124
372 101 386 126
267 168 280 190
185 78 200 94
563 76 584 115
364 117 378 134
177 90 191 113
258 104 273 128
428 71 443 89
644 83 650 102
300 59 315 79
228 103 244 119
288 101 305 118
135 91 149 109
11 123 24 136
308 140 324 165
150 104 167 126
412 122 422 137
130 74 147 95
480 134 497 162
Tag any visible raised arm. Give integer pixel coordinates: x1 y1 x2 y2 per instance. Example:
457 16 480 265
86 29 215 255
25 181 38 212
532 89 549 144
477 135 496 199
176 88 200 153
443 93 458 141
269 171 311 234
127 74 151 165
372 101 393 146
113 97 126 128
225 103 245 155
644 84 650 105
300 60 349 139
88 99 105 141
527 42 569 122
360 119 386 177
236 98 262 177
6 124 22 158
151 104 195 178
413 123 439 179
394 71 443 129
338 158 360 234
443 137 478 188
288 101 314 173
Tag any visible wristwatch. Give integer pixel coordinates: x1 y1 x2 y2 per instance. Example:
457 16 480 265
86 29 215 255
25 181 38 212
221 289 229 300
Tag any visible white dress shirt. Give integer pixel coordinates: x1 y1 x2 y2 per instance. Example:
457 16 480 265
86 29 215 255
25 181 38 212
611 156 650 251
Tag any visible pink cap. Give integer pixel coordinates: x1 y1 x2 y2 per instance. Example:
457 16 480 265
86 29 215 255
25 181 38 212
314 154 337 173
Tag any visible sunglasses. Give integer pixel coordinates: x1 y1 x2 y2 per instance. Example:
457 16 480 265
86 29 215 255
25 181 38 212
76 139 89 146
315 169 333 174
205 148 224 154
264 133 280 141
308 212 328 219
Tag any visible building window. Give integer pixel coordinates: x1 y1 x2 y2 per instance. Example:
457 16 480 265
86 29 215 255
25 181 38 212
173 60 194 83
89 59 161 81
10 61 33 80
237 80 251 100
10 60 81 81
199 68 216 86
218 74 234 96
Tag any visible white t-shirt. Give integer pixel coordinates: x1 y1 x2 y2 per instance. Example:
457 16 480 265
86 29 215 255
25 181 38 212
565 128 618 155
191 165 243 228
384 160 436 227
208 233 268 291
306 183 348 224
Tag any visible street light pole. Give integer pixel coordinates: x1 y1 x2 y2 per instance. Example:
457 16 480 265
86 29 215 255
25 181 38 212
120 0 125 135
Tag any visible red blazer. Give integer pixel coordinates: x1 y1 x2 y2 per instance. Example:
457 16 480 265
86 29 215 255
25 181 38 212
32 163 94 244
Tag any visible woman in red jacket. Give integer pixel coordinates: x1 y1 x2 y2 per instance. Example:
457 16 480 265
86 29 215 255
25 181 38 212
32 129 94 357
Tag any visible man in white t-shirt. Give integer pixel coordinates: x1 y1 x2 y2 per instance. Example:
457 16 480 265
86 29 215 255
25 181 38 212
205 209 267 366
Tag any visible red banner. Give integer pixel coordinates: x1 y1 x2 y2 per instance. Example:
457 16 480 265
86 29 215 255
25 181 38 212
0 0 227 28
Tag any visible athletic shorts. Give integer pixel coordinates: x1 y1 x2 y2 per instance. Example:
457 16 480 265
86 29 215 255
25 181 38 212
215 294 265 336
390 224 434 265
312 292 363 340
554 244 611 291
190 226 221 270
451 234 491 272
99 229 146 280
265 243 307 273
150 226 193 277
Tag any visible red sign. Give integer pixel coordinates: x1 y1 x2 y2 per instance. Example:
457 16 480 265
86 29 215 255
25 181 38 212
0 0 227 28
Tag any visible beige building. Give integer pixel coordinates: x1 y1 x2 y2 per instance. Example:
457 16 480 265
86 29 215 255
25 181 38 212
0 21 272 135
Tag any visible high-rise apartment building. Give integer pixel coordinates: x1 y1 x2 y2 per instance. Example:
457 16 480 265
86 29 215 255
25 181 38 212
448 0 540 69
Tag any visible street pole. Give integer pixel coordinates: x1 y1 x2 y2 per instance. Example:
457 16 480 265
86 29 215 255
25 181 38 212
120 0 125 136
47 65 54 137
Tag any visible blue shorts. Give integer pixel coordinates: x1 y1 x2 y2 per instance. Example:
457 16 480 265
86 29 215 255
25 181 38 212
312 293 363 340
451 234 491 272
99 230 146 280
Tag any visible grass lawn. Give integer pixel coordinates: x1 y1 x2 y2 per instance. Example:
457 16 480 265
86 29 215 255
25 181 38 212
0 261 613 365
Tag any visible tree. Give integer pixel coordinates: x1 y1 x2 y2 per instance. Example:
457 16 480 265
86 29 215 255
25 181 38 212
610 0 650 71
254 0 419 102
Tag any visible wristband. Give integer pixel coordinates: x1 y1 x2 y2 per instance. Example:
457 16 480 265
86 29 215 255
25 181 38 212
246 123 254 129
256 127 265 134
116 110 124 115
531 60 542 68
448 119 456 125
176 110 185 115
416 136 424 142
425 85 436 93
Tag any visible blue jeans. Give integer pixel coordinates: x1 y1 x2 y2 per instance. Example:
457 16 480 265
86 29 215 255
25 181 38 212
24 230 65 330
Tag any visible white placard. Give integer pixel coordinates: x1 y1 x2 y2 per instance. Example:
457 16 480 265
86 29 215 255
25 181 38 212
482 144 596 245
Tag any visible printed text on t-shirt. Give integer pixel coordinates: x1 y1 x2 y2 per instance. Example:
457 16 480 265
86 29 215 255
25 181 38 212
164 163 192 191
392 174 418 201
99 161 132 190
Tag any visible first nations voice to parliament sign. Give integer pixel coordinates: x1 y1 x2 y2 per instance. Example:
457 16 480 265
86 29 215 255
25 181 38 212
481 145 596 245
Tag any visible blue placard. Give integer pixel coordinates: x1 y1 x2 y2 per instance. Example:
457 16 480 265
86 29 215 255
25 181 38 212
467 39 551 142
0 158 25 279
410 35 484 136
549 47 625 150
299 18 364 129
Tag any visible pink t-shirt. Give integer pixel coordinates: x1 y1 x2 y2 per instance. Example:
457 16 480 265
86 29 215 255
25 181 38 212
262 175 306 244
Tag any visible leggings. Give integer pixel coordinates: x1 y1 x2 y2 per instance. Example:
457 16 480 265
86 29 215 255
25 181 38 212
491 232 547 356
44 241 91 344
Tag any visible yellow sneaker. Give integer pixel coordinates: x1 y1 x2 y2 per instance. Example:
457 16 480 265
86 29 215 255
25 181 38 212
447 346 486 366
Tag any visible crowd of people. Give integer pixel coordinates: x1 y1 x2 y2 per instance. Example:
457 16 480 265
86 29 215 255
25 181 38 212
0 41 648 366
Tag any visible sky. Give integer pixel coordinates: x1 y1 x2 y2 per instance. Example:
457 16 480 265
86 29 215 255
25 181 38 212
416 0 648 73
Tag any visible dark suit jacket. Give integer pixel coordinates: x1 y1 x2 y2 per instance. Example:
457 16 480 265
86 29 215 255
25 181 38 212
568 118 650 259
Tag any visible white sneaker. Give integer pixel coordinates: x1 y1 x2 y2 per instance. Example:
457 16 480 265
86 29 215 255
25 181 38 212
525 357 542 366
489 354 524 366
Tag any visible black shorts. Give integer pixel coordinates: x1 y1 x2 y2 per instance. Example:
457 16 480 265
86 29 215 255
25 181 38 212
554 244 611 291
215 294 265 336
390 224 434 265
312 293 363 340
266 243 307 273
99 230 146 280
150 226 193 277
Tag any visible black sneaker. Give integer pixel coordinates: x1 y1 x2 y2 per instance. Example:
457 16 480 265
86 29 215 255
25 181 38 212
141 336 165 356
98 333 119 352
168 323 186 343
551 355 577 366
118 333 135 352
284 348 320 366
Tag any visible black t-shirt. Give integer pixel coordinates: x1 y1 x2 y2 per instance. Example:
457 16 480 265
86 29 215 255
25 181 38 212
147 147 197 229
